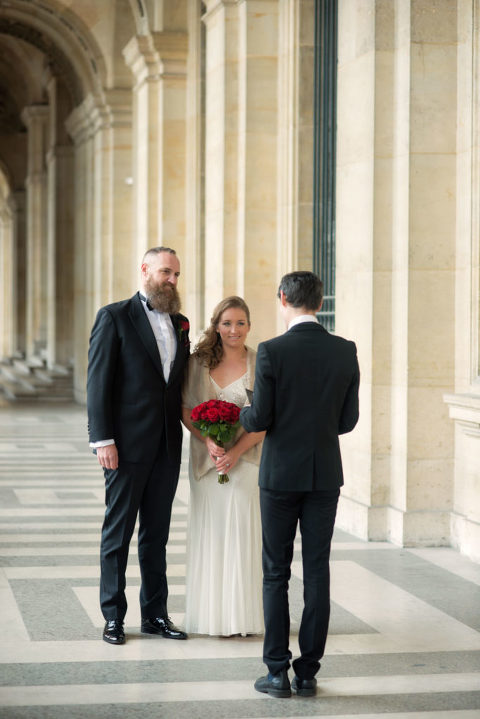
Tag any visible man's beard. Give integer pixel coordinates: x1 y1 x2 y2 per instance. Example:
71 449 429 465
144 278 181 314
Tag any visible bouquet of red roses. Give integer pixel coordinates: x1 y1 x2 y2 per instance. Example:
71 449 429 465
191 399 241 483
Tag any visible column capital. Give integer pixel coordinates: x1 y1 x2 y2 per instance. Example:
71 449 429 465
444 393 480 438
65 91 132 144
65 94 98 145
202 0 240 24
123 32 188 86
20 105 49 127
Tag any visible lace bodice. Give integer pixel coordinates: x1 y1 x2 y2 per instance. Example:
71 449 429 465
209 373 249 409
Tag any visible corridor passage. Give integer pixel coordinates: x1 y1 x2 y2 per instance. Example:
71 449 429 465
0 402 479 719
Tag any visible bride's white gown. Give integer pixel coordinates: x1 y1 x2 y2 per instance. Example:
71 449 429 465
184 374 264 636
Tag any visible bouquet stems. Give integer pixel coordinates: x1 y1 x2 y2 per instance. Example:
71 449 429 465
216 440 229 484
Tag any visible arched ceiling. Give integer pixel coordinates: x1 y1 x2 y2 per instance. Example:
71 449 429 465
0 35 47 134
0 0 108 102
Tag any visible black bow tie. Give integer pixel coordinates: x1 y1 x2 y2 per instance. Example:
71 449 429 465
139 293 154 311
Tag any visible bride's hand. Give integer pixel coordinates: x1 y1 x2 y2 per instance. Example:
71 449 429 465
205 436 225 461
215 448 239 474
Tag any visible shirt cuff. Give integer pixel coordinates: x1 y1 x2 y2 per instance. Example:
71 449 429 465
89 439 115 448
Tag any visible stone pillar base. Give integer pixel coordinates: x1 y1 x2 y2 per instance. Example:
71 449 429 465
337 495 451 548
451 513 480 564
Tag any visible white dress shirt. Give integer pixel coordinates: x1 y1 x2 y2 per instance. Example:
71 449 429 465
139 294 177 383
288 314 319 330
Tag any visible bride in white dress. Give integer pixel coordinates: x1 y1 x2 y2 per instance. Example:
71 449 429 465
182 297 265 636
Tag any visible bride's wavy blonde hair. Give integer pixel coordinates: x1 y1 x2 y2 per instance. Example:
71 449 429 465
193 296 251 369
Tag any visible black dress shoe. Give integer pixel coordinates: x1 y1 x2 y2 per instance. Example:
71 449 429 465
292 675 317 697
103 620 125 645
141 617 188 639
254 668 291 698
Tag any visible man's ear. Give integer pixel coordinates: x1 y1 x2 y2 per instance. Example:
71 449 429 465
317 299 323 311
279 290 288 307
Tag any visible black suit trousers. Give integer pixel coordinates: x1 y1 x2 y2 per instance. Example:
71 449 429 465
100 437 180 621
260 487 340 679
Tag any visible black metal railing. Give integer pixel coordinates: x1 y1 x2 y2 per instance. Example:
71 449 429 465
313 0 337 332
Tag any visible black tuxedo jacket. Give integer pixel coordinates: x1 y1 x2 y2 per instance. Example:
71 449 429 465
87 292 190 466
240 322 359 491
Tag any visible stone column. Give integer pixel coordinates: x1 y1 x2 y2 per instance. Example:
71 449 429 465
202 0 240 315
276 0 315 279
93 90 133 302
202 0 279 344
66 91 133 403
184 0 205 337
11 190 26 356
66 97 96 403
0 201 14 359
443 0 480 562
336 0 457 546
21 105 49 360
123 30 188 267
45 75 75 368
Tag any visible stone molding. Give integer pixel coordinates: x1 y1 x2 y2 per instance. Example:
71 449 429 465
65 91 132 145
444 392 480 437
20 105 49 127
202 0 240 24
123 32 188 88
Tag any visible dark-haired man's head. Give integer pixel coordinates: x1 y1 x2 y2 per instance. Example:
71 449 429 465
277 271 323 311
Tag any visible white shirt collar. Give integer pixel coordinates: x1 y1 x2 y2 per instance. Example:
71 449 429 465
288 314 319 330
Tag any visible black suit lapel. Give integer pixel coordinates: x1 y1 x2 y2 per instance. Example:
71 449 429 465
128 293 165 379
168 314 184 385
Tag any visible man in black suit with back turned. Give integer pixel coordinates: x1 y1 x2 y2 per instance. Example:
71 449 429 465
87 247 190 645
240 271 359 698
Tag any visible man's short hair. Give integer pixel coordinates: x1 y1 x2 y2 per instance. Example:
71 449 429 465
142 247 176 263
277 271 324 310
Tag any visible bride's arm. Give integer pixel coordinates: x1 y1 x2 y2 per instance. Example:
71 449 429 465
215 430 265 474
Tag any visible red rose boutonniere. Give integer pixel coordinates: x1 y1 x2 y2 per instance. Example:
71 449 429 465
177 319 190 348
191 399 241 483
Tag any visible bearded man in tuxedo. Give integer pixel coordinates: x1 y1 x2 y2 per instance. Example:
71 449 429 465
241 271 360 697
87 247 190 645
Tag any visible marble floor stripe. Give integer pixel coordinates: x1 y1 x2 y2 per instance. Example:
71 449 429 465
3 564 187 579
0 544 186 556
1 673 479 707
0 506 188 516
326 560 480 652
239 714 480 719
0 531 187 542
408 548 480 586
0 521 187 530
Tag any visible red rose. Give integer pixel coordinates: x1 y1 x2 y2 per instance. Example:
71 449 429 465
190 406 200 422
206 408 220 422
218 405 231 421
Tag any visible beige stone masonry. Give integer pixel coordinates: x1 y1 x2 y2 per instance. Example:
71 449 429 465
123 31 188 268
336 0 456 547
202 0 280 344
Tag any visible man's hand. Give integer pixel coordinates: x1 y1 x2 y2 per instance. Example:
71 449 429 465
97 444 119 470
